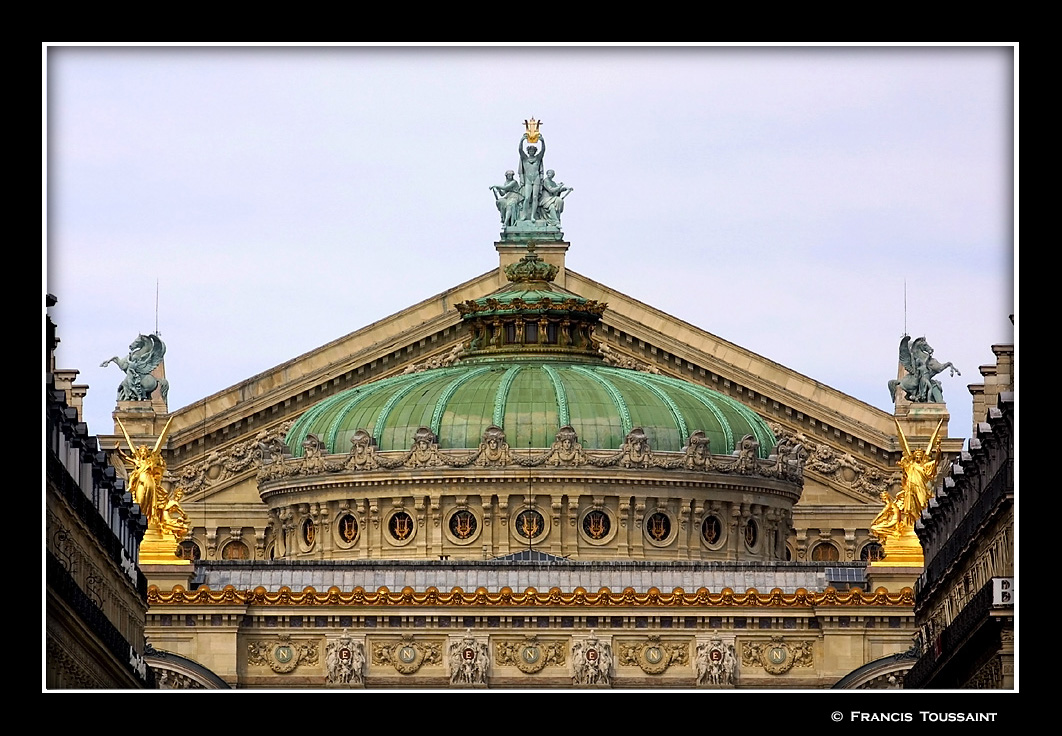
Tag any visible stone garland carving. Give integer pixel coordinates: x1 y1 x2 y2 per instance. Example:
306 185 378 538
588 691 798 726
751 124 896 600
696 636 737 686
768 422 894 500
598 343 661 374
156 668 205 689
495 637 566 674
400 344 465 375
325 631 365 685
372 636 443 675
571 631 613 686
247 635 319 674
740 637 813 675
447 629 490 685
169 420 293 496
618 635 688 675
260 425 807 483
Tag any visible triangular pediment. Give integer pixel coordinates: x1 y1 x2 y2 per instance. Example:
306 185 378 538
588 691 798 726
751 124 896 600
164 259 902 489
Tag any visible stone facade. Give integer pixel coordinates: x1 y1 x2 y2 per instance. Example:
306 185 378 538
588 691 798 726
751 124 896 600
906 344 1015 688
46 297 152 689
86 243 973 688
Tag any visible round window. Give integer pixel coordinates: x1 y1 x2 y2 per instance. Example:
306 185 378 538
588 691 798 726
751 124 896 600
702 515 724 548
744 519 759 549
388 511 415 543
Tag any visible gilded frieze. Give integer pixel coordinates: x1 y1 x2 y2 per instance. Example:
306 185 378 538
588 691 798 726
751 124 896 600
150 585 914 608
740 636 814 675
247 634 319 674
371 636 443 675
617 635 688 675
495 636 566 674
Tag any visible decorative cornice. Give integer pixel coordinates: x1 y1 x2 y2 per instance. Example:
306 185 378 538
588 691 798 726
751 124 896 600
455 296 606 317
150 584 914 608
259 426 807 489
770 422 895 500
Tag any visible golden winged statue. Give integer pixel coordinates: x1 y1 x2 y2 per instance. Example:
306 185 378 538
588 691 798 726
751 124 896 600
869 417 943 566
117 416 190 562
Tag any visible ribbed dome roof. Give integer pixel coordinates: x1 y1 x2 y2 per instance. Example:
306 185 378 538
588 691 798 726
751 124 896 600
286 360 775 458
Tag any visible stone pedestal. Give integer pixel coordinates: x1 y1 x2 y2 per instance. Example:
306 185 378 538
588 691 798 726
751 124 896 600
112 402 170 438
141 560 195 592
865 562 921 593
893 401 949 441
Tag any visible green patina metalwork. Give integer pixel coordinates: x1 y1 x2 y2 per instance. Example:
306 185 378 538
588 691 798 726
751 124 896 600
284 243 773 459
492 365 522 429
609 368 689 448
431 367 492 438
541 364 570 428
569 365 633 439
286 361 775 458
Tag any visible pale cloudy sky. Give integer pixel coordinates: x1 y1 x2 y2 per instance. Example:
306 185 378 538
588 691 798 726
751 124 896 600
45 45 1015 445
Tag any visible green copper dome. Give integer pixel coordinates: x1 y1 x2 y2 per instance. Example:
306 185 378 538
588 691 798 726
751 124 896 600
286 360 775 458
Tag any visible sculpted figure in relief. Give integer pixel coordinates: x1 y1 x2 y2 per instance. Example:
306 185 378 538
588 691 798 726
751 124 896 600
490 122 574 230
346 429 379 471
475 425 511 466
448 630 490 685
518 133 546 221
539 169 572 225
570 632 612 686
733 435 760 474
158 488 190 538
683 430 712 470
894 417 943 529
869 491 903 541
548 425 587 466
300 434 327 474
696 637 737 686
405 427 443 468
325 633 365 685
620 427 653 468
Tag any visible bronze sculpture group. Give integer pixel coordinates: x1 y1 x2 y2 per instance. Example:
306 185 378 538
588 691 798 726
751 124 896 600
491 118 573 230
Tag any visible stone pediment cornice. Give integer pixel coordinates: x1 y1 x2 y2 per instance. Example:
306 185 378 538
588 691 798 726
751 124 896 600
165 266 905 473
564 269 896 444
166 269 504 447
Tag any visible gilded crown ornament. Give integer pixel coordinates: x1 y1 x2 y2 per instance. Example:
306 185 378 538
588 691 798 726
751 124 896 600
523 117 542 143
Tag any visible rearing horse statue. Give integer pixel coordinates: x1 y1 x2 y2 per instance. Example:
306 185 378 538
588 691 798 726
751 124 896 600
888 335 960 404
101 333 170 402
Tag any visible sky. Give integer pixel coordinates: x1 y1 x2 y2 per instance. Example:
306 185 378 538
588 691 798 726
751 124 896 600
45 45 1015 447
